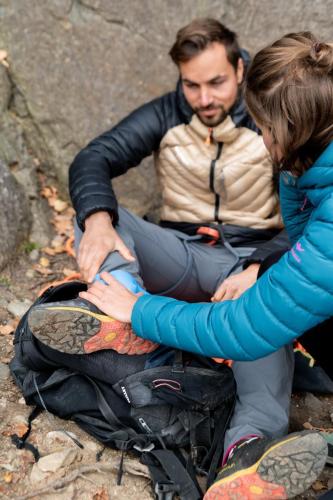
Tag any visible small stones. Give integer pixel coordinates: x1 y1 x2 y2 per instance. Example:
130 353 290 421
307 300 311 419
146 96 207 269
25 269 35 279
30 463 49 484
304 393 325 415
0 362 10 381
46 430 80 448
29 249 40 262
7 299 32 318
37 448 78 473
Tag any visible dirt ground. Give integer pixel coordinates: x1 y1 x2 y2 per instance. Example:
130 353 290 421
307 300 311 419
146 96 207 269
0 190 332 499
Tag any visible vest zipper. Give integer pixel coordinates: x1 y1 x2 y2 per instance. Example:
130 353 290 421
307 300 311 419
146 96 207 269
209 142 223 222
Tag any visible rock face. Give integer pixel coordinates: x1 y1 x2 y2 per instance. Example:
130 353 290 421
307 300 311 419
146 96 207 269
0 160 30 269
0 0 332 218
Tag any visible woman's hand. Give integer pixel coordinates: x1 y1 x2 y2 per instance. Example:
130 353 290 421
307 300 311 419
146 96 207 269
79 272 140 323
211 263 260 302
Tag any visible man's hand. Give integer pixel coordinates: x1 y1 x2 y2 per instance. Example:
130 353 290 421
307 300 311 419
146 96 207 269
78 211 135 283
211 263 260 302
79 272 139 322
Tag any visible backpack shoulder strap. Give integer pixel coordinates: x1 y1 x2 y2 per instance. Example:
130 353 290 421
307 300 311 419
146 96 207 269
142 449 202 500
11 406 42 461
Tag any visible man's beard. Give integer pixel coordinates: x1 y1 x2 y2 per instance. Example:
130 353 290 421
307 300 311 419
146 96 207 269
194 104 228 127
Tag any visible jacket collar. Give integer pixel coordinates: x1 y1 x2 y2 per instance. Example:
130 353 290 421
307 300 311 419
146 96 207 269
291 142 333 205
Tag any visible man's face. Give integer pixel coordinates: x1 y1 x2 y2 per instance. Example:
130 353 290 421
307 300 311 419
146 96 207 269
180 42 244 127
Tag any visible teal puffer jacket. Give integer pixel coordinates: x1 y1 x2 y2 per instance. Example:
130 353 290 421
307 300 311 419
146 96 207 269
131 142 333 361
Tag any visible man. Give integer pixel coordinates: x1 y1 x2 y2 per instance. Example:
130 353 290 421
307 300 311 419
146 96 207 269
28 19 325 499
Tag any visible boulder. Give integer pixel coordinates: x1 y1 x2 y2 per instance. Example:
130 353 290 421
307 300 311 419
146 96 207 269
0 160 30 269
0 0 332 216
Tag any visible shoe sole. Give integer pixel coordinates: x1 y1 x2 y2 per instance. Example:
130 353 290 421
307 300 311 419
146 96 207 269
204 432 327 499
28 304 130 355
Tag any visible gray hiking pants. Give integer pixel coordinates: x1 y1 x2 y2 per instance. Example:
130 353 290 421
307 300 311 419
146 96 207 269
75 207 294 452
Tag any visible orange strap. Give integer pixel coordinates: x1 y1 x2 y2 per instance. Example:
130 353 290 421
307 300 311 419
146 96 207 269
196 226 220 246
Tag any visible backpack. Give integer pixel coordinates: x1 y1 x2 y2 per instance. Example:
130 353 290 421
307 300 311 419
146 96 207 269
9 281 236 500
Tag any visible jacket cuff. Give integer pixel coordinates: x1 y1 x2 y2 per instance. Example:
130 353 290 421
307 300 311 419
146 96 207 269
77 206 118 231
131 294 158 340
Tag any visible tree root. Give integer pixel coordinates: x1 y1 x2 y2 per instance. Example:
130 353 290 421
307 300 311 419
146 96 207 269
14 459 150 500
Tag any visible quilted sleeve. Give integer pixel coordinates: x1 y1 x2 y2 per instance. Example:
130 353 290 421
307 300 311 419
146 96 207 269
69 96 172 229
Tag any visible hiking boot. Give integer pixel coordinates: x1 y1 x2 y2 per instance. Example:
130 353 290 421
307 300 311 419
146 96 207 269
28 298 159 355
204 431 327 499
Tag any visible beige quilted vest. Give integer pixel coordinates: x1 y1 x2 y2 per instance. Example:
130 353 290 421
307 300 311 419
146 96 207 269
156 114 282 229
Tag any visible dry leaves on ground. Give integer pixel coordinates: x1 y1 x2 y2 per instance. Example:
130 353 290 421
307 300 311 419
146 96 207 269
2 471 13 484
36 178 80 285
2 422 29 438
93 487 110 500
0 324 14 336
0 319 18 336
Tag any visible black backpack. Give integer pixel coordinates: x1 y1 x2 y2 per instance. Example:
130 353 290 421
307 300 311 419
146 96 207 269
10 281 236 500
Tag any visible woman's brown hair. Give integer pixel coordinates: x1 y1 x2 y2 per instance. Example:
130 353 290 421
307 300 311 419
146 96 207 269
245 32 333 175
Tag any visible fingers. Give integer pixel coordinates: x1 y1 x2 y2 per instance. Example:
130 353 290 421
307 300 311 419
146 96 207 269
84 282 105 298
79 281 136 323
78 241 106 283
79 290 104 311
211 283 226 302
78 232 135 283
211 280 238 302
99 272 116 286
221 288 237 301
114 237 135 262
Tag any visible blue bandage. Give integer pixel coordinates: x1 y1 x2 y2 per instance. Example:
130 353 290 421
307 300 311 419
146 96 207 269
94 270 148 295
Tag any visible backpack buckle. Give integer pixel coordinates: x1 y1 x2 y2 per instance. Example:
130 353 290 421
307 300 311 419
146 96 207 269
196 226 220 245
155 481 179 500
133 442 155 452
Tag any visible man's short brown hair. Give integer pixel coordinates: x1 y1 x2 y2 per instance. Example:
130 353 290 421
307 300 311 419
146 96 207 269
169 18 241 70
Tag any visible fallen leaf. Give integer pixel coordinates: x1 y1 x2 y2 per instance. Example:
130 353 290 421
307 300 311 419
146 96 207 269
53 199 68 213
0 324 14 336
51 235 66 248
41 185 57 200
52 213 75 236
312 480 326 491
42 247 56 256
62 268 77 277
65 236 76 257
93 488 109 500
32 264 53 276
3 471 13 483
39 257 50 268
12 422 29 438
43 245 65 256
10 318 19 329
303 421 313 430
